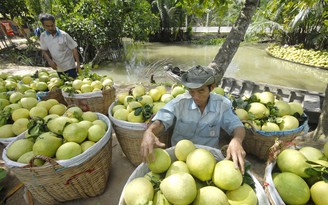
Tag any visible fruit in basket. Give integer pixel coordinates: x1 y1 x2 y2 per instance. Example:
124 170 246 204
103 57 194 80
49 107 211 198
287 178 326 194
127 111 144 123
160 93 174 103
127 101 142 113
29 106 48 118
12 118 29 135
258 91 275 104
299 146 324 161
153 190 171 205
212 159 243 190
174 139 196 161
279 115 299 130
171 86 185 98
261 122 280 132
56 142 82 160
33 132 63 157
88 124 106 142
11 108 30 121
72 79 83 90
226 183 257 205
156 85 167 96
160 172 197 204
274 100 291 117
49 104 67 115
186 148 216 181
81 141 95 152
47 116 72 134
112 104 125 114
193 186 228 205
212 87 225 95
9 92 24 103
310 181 328 205
149 88 162 102
152 102 166 113
165 161 189 178
117 92 129 104
289 102 304 115
113 108 129 121
17 151 44 165
273 172 310 205
0 124 15 138
63 123 88 143
277 148 310 178
6 138 34 161
147 148 171 174
124 177 154 205
132 85 146 98
138 95 154 106
247 102 269 118
234 108 248 120
65 106 83 119
20 97 38 110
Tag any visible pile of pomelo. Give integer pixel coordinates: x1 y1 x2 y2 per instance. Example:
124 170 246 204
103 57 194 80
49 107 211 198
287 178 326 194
271 141 328 205
5 106 108 164
111 84 186 123
123 139 258 205
232 91 306 132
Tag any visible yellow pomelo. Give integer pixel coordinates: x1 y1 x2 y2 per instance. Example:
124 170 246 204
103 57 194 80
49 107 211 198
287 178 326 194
20 97 38 110
6 139 34 161
126 101 142 113
247 102 269 119
186 148 216 181
0 124 15 138
65 106 83 119
261 122 280 132
279 115 299 130
29 106 48 118
299 146 324 161
160 94 173 103
117 92 129 104
234 108 248 120
273 172 310 205
9 92 24 103
46 99 59 107
147 148 171 174
47 116 72 134
212 159 243 190
160 172 197 205
289 102 304 115
127 111 144 123
174 139 196 161
88 124 106 142
36 100 53 111
275 100 291 117
165 160 189 178
63 123 88 143
12 118 29 135
124 177 154 205
156 85 167 96
324 141 328 158
193 186 229 205
112 104 125 115
49 104 67 115
33 132 63 157
82 111 98 122
0 99 9 110
310 181 328 205
113 108 129 121
226 183 257 205
171 86 185 97
132 85 146 98
11 108 30 121
259 91 275 104
78 120 93 129
92 119 107 131
56 142 82 160
43 114 59 122
81 141 95 152
17 151 44 166
149 88 162 102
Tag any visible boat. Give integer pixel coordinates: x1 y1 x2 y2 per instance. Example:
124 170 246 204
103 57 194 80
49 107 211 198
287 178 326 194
164 65 325 125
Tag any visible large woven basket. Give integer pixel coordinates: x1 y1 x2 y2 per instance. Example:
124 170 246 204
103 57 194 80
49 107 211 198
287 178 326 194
37 88 67 105
108 102 172 167
118 145 270 205
242 117 308 161
62 86 116 115
2 113 112 204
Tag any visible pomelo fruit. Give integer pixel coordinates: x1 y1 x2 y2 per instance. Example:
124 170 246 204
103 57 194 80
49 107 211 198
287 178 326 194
132 85 146 98
127 111 144 123
78 120 93 129
81 141 95 152
226 183 257 205
259 91 275 104
88 124 106 142
212 159 243 190
279 115 299 130
152 102 166 113
29 106 48 119
147 148 171 174
92 119 107 131
277 148 310 178
212 87 225 95
47 116 72 134
36 100 52 111
11 108 30 121
43 114 59 122
3 103 21 113
12 118 29 135
6 139 34 161
124 177 154 205
186 148 216 181
160 94 174 103
165 160 189 178
124 95 135 106
193 186 229 205
148 88 162 102
275 100 291 117
65 106 83 119
20 97 38 110
9 92 24 104
117 92 129 104
126 101 142 113
49 104 67 116
113 108 129 121
33 132 63 157
46 99 59 107
324 141 328 158
0 124 15 138
81 84 92 93
247 102 269 119
72 79 83 90
171 86 185 98
160 172 197 205
289 102 304 116
63 123 88 143
310 181 328 205
273 172 310 205
82 111 98 122
139 95 154 106
0 98 9 110
17 151 44 165
56 142 82 160
91 80 103 90
174 139 196 161
112 104 125 115
299 146 324 161
156 85 167 96
261 122 280 132
234 108 248 120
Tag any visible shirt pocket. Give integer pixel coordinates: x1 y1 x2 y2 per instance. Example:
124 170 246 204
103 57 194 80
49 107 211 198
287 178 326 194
174 120 196 140
57 38 66 51
198 123 220 138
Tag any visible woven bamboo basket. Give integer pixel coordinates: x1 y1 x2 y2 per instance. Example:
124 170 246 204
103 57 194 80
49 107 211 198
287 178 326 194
37 88 67 105
108 102 172 167
242 117 308 161
2 113 112 204
62 86 116 115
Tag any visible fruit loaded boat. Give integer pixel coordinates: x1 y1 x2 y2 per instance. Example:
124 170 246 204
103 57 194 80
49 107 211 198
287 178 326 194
164 66 325 125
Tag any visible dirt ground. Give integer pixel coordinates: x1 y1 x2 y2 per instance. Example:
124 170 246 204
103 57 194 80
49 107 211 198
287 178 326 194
0 64 282 205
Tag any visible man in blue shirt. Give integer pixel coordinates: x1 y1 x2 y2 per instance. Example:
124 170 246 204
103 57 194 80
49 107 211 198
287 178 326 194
141 65 246 173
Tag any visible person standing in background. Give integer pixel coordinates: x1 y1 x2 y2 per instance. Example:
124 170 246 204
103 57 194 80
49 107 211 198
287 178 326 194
39 13 80 78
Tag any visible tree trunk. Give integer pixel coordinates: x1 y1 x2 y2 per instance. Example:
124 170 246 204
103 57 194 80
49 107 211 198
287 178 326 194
208 0 259 84
313 84 328 141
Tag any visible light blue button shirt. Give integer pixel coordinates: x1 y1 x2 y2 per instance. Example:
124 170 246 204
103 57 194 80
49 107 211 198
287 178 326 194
152 92 244 148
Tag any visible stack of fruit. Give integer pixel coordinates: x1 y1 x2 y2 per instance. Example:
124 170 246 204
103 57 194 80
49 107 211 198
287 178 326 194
266 142 328 205
121 139 269 205
3 106 109 165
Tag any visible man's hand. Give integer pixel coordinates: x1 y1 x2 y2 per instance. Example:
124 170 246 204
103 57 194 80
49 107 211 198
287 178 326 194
140 129 166 163
225 137 246 175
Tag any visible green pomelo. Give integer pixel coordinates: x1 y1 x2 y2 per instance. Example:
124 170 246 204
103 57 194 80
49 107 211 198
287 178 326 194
81 111 98 122
153 190 171 205
289 102 304 116
72 79 83 90
174 139 196 161
277 148 310 178
17 151 44 165
147 148 171 174
112 104 125 115
81 141 95 152
36 100 52 111
0 124 15 138
124 177 154 205
49 104 67 115
88 124 106 142
78 120 93 129
63 123 88 143
113 108 129 121
171 86 185 97
211 87 225 95
117 92 129 104
160 172 197 205
43 114 59 122
279 115 299 130
0 98 9 110
152 102 166 114
149 88 162 102
186 148 216 181
47 116 72 134
35 81 48 91
165 160 189 178
261 122 280 132
275 100 291 117
126 101 142 113
127 111 144 123
46 99 59 107
33 132 63 157
56 142 82 160
65 106 83 119
160 94 174 103
156 85 167 96
29 106 48 119
132 85 146 98
212 159 243 191
310 181 328 205
193 186 229 205
12 118 29 135
273 172 310 205
138 95 154 106
20 97 38 110
259 91 275 104
324 141 328 158
11 108 30 121
226 183 257 205
247 102 269 119
9 92 24 103
3 103 22 113
6 139 34 161
299 146 324 161
92 119 107 131
234 108 248 120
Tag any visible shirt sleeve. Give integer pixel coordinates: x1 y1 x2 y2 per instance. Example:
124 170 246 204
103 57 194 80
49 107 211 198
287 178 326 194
220 107 244 135
64 33 78 50
39 34 48 50
152 101 176 131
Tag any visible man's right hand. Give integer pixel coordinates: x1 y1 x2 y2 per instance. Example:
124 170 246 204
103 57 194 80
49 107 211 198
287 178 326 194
140 130 165 163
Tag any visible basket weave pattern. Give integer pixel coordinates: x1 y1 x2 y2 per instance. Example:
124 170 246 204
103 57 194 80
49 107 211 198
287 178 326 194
11 138 112 204
38 88 67 105
63 87 115 115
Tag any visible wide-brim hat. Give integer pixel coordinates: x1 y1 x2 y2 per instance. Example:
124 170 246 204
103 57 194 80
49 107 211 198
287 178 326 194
181 65 215 89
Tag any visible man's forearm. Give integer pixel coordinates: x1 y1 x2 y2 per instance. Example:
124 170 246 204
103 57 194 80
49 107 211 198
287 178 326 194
147 120 165 135
72 48 80 67
231 126 245 144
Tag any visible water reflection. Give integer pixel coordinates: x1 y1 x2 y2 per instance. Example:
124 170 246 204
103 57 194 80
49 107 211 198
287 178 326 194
95 42 328 93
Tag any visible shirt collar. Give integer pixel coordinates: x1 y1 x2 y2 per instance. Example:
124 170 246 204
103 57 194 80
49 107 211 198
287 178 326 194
46 27 60 36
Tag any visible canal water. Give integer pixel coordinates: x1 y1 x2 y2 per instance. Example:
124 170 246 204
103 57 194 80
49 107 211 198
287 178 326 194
95 41 328 93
